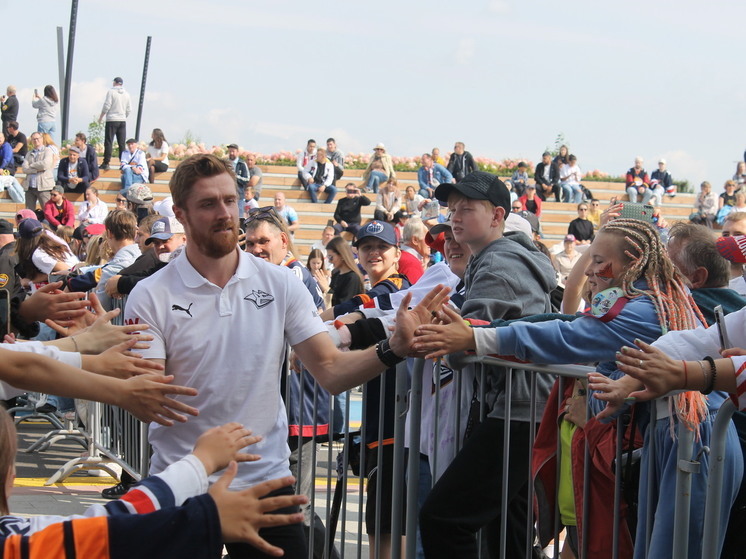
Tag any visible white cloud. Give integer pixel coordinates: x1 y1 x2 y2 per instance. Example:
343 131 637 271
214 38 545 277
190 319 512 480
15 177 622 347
252 122 316 142
658 150 708 189
455 38 476 65
488 0 511 14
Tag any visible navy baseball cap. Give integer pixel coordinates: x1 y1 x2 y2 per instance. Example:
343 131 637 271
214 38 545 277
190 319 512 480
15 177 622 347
18 218 43 239
353 220 397 248
434 171 511 215
145 217 185 245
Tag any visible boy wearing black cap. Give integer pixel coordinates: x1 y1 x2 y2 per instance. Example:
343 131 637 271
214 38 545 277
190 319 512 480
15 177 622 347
419 171 557 559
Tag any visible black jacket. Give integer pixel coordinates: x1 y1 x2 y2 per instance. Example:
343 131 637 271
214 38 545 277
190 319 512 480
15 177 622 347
333 195 371 225
57 157 91 190
0 241 38 338
447 151 476 182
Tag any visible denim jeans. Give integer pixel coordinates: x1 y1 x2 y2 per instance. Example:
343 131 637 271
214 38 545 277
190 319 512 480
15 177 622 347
0 176 24 203
308 182 337 204
37 121 56 141
561 182 582 203
121 166 145 192
366 170 388 193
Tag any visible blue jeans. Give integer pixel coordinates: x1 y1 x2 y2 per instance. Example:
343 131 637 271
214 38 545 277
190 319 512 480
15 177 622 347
419 187 435 198
568 182 583 204
308 182 337 204
366 170 387 193
121 167 145 192
37 121 56 140
1 176 24 203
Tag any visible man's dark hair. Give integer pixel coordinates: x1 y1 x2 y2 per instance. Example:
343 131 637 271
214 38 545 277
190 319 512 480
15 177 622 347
327 137 335 144
7 121 18 131
307 139 316 145
75 132 87 143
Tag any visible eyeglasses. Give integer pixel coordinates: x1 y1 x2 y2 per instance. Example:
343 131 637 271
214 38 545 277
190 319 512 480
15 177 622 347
116 197 127 203
346 190 357 194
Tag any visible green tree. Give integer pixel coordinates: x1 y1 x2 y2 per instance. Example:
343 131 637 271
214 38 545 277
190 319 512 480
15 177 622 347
87 117 105 147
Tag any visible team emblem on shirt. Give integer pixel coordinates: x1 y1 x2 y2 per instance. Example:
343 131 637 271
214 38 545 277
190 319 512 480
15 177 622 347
0 274 8 288
244 289 275 309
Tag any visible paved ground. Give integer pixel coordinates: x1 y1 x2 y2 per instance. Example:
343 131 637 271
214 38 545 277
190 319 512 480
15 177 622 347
9 404 371 558
9 405 562 558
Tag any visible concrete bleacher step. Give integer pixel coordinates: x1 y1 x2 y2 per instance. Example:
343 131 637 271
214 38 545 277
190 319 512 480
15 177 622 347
4 157 697 256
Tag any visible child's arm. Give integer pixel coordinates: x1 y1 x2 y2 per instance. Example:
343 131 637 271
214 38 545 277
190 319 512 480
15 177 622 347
14 423 263 536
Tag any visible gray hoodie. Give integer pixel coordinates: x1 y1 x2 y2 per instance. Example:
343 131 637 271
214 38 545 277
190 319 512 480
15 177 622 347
461 231 557 422
100 86 131 122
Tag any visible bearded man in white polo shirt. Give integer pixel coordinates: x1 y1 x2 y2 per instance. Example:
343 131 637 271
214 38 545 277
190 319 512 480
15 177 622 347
125 154 419 559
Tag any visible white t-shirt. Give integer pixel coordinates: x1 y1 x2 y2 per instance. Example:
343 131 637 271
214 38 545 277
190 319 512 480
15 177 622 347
77 200 109 224
147 142 170 166
124 249 327 488
32 232 79 274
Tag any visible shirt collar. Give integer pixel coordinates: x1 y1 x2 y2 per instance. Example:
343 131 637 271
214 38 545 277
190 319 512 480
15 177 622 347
175 247 255 288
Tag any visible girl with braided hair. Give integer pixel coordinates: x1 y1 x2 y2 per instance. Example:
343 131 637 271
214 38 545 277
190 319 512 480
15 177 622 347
409 217 743 558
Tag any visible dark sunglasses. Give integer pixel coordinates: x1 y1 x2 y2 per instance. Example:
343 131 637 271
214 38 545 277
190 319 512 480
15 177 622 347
246 206 284 227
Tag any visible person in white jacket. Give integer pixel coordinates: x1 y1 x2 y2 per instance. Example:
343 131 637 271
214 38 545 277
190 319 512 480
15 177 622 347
98 77 131 170
302 147 336 204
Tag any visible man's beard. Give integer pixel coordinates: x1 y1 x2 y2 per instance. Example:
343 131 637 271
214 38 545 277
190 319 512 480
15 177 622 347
188 218 239 258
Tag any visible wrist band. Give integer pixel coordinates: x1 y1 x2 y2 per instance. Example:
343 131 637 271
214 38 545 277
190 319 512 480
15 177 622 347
375 338 405 368
698 360 708 391
702 356 717 395
681 360 688 390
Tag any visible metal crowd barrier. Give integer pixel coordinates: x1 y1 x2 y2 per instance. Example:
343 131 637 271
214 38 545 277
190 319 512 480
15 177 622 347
286 355 741 559
21 341 738 558
42 400 148 485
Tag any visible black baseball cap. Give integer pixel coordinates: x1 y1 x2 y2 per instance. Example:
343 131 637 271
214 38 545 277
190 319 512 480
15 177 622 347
434 171 511 214
0 219 13 235
353 220 397 248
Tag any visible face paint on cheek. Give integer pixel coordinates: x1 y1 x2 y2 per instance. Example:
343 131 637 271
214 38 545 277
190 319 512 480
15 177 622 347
596 262 614 283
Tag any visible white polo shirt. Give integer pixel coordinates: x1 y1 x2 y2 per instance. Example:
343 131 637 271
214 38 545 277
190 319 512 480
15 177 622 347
124 248 327 489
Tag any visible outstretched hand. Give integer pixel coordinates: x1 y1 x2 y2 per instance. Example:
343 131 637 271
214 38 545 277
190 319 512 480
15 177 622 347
611 339 678 402
193 423 263 476
209 462 306 556
48 292 153 354
389 285 451 357
85 338 165 379
412 304 472 359
588 372 633 420
18 281 90 324
116 374 199 426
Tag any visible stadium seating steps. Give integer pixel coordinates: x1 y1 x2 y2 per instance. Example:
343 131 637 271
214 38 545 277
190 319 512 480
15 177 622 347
8 159 697 257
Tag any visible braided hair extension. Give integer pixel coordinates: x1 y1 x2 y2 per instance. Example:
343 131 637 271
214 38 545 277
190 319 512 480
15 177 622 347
599 218 708 431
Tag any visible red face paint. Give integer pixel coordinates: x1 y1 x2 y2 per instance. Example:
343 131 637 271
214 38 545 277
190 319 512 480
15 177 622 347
596 262 614 283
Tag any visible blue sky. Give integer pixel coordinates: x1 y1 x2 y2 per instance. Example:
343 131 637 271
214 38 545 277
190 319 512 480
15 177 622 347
8 0 746 189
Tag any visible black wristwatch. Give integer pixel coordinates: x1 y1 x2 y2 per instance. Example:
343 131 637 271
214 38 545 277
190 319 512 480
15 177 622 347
375 338 405 368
